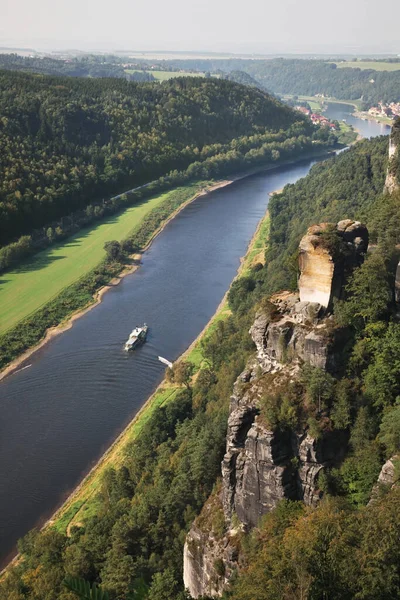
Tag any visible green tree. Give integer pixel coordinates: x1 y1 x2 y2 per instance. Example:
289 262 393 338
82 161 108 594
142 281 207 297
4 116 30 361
378 403 400 457
335 252 392 329
172 361 193 388
302 366 335 413
148 568 188 600
363 323 400 407
104 240 123 262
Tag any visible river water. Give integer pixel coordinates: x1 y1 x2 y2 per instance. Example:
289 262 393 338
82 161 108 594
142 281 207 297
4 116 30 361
324 102 391 139
0 106 390 566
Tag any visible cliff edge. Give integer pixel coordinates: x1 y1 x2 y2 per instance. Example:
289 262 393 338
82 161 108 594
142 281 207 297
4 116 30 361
183 221 368 598
384 118 400 194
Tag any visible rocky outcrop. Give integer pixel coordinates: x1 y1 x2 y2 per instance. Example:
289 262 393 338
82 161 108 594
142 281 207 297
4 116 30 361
370 455 399 503
183 491 239 598
298 221 368 310
250 292 335 373
222 364 348 530
183 222 365 598
384 122 400 194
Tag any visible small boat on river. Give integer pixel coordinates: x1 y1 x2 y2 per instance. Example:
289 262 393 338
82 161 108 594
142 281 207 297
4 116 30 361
124 324 148 351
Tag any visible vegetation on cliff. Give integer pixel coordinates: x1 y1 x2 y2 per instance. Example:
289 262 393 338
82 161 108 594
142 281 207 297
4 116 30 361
264 136 389 294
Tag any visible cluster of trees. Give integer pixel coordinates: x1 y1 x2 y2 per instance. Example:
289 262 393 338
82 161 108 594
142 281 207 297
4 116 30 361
4 54 400 108
0 70 309 246
228 491 400 600
219 70 264 90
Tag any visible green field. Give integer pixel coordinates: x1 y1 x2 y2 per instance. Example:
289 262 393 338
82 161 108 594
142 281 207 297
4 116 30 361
0 186 201 334
334 61 400 72
125 69 205 80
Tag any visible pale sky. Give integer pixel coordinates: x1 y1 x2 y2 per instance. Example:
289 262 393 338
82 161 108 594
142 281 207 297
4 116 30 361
1 0 399 54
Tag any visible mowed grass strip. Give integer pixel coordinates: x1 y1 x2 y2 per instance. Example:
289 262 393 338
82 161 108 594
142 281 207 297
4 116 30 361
0 189 191 334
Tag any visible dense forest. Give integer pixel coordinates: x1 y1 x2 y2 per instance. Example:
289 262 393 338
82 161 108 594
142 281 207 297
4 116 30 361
137 58 400 107
3 53 400 108
2 128 400 599
0 71 310 246
0 53 128 78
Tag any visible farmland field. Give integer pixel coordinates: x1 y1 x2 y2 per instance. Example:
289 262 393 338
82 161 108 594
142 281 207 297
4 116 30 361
334 61 400 71
0 184 201 334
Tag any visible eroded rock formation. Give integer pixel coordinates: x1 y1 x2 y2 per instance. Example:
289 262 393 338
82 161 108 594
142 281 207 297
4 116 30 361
384 122 400 194
370 455 399 503
183 222 367 598
298 220 368 310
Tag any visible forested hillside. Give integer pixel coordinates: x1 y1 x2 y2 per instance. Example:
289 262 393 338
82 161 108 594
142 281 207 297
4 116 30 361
2 131 400 599
264 135 389 293
0 71 309 245
0 53 127 78
142 58 400 107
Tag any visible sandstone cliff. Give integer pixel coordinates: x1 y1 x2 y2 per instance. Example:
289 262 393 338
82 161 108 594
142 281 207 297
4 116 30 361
369 455 399 504
183 222 367 598
384 119 400 194
298 220 368 310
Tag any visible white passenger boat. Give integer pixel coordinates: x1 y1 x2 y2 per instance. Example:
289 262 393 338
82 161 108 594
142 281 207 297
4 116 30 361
124 324 148 351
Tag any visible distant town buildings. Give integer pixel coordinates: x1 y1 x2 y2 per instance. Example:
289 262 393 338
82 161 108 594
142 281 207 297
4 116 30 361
368 102 400 119
294 106 337 130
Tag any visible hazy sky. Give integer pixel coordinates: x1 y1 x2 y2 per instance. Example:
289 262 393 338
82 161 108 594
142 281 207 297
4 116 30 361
1 0 399 54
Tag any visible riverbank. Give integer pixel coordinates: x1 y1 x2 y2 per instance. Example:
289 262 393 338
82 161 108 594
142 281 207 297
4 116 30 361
353 110 394 126
0 179 228 382
0 148 334 383
47 195 270 539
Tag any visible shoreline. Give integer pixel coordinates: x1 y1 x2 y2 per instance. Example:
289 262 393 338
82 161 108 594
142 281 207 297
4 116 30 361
0 179 233 383
0 149 334 384
0 187 271 574
49 194 271 535
291 94 394 129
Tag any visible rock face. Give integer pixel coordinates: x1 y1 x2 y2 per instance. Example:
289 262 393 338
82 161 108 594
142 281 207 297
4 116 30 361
298 221 368 310
370 455 399 503
384 124 400 194
183 491 239 598
183 222 366 598
222 310 348 530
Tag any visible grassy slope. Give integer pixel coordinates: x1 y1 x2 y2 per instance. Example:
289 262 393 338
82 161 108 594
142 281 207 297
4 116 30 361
0 184 203 334
334 61 400 72
52 205 271 535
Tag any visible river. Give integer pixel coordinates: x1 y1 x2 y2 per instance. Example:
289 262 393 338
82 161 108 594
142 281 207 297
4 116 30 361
324 102 391 139
0 107 390 566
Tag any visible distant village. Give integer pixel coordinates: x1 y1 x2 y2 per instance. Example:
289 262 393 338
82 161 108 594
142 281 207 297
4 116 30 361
294 106 338 130
368 102 400 119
